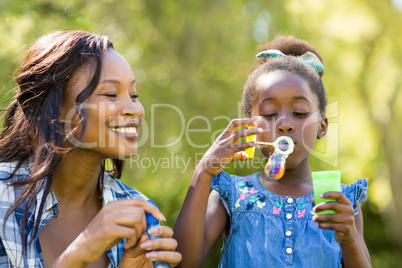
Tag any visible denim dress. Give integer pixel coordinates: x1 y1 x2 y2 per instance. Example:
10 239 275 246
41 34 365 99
211 170 368 268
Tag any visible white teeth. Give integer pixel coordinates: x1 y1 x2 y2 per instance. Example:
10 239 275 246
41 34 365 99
112 127 137 134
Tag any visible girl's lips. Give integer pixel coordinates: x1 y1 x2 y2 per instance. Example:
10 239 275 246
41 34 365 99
256 137 297 146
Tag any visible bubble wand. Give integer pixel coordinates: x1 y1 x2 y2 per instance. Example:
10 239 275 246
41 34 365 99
244 131 294 180
259 136 294 180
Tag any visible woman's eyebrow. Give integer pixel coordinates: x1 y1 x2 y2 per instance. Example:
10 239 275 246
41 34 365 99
99 79 136 85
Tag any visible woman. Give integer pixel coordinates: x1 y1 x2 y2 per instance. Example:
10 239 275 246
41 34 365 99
0 30 181 267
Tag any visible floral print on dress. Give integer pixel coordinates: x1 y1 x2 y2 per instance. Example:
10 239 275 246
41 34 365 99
249 195 260 203
298 209 306 218
235 178 309 218
235 180 262 210
237 181 246 187
249 188 259 194
273 201 283 214
273 206 281 214
257 200 266 208
297 204 306 218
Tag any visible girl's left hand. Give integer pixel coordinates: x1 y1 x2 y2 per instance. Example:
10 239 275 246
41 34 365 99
119 225 182 267
312 192 358 245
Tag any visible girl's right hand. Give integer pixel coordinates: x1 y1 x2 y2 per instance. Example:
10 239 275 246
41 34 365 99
55 198 166 267
198 118 262 177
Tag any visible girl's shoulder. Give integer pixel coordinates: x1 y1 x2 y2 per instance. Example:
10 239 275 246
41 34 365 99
211 170 260 202
212 170 257 186
341 178 368 214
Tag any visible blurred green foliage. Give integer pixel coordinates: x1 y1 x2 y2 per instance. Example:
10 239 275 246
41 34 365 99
0 0 401 267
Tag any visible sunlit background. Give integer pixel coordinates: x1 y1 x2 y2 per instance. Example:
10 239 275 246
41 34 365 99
0 0 401 267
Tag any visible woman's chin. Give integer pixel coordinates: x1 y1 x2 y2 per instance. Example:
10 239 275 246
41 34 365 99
105 146 138 160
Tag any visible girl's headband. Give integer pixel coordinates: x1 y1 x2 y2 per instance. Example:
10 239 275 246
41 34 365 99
256 49 324 73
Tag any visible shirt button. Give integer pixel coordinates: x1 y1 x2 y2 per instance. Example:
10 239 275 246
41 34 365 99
286 247 293 254
286 213 293 220
285 230 292 237
287 197 294 204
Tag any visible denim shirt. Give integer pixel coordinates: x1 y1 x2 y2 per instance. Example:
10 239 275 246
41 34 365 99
0 161 153 268
211 170 368 268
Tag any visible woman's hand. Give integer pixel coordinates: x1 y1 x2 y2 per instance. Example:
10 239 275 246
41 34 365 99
55 198 166 267
312 192 358 245
198 118 262 177
119 225 182 267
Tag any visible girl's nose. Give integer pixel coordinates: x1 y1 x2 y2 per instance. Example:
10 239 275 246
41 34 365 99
277 125 294 133
276 118 295 133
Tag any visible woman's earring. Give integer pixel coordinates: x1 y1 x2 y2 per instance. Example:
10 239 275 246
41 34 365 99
98 161 106 199
98 176 104 199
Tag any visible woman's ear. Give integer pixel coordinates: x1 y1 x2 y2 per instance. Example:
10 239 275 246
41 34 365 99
317 115 328 139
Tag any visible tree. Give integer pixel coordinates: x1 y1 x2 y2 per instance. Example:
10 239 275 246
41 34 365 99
0 0 401 266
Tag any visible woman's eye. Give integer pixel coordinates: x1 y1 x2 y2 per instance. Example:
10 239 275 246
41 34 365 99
293 112 309 117
104 93 117 98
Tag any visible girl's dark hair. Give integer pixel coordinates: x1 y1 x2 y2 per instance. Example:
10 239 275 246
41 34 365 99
242 36 327 117
0 30 123 251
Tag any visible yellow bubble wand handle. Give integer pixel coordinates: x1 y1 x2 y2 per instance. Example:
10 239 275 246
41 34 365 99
244 126 257 158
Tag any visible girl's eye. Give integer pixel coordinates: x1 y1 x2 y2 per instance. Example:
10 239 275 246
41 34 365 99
131 94 139 100
293 112 309 117
261 113 277 119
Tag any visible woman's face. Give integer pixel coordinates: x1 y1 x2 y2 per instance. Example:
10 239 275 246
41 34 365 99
251 71 327 169
60 48 145 160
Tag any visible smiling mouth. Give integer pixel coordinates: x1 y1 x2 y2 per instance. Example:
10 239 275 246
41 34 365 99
111 127 137 134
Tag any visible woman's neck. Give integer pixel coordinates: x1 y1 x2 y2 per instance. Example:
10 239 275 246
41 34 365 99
52 149 104 208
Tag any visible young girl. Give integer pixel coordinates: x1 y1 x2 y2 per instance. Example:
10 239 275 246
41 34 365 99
0 30 181 267
174 36 371 268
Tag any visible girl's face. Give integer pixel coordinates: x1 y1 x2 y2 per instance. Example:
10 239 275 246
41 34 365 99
251 71 327 169
60 48 145 160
